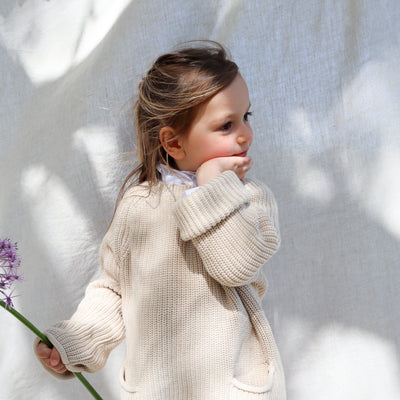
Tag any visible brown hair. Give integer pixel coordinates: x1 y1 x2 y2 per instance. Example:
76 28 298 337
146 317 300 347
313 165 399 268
118 41 239 203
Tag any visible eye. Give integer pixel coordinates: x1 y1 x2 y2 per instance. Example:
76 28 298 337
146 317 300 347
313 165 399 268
243 111 253 122
220 121 232 131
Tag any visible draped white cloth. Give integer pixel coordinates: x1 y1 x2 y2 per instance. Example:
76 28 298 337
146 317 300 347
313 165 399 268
1 1 399 399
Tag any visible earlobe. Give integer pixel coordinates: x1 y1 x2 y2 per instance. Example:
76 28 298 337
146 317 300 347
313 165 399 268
159 127 186 161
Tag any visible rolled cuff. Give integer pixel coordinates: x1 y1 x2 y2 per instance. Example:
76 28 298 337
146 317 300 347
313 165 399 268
174 171 250 241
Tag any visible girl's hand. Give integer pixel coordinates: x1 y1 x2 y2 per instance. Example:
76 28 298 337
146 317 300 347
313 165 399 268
196 156 253 185
37 341 68 374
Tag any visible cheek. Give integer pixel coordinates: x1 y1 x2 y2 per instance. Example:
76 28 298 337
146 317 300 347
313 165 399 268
205 138 235 158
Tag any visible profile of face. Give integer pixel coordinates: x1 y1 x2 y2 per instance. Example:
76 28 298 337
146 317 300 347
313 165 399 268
160 73 253 172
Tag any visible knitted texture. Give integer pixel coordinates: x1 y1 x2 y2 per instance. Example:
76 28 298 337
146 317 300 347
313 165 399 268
37 171 286 399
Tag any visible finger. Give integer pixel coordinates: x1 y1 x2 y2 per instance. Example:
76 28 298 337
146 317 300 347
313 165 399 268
43 357 66 373
242 157 253 170
244 157 254 169
42 358 55 368
225 156 253 168
238 156 253 166
50 348 61 366
37 342 52 359
235 158 253 178
53 364 67 373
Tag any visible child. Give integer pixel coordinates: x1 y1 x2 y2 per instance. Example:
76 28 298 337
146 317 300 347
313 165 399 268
36 42 286 400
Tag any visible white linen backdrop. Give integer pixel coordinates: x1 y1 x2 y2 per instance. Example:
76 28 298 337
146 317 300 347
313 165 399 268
1 1 399 399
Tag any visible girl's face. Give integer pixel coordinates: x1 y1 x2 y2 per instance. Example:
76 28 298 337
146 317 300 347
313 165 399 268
175 74 253 172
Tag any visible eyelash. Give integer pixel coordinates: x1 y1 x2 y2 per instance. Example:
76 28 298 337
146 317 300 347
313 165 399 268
220 111 253 131
244 111 252 122
220 121 232 131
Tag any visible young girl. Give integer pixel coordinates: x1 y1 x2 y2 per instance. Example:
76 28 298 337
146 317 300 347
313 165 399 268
36 42 286 400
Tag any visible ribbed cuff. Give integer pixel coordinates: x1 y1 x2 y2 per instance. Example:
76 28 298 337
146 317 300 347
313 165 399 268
174 171 250 241
44 326 88 373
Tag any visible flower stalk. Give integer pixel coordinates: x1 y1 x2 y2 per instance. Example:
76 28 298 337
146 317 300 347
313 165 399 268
0 238 103 400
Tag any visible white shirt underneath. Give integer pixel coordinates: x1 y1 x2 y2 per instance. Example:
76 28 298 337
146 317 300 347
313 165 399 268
157 164 199 196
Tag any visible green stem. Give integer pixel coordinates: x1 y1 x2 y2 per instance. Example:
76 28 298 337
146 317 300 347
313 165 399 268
0 300 103 400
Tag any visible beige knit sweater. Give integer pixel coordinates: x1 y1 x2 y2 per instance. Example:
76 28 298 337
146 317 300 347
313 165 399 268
38 170 286 400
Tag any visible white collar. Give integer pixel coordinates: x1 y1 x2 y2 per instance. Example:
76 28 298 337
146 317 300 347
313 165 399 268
157 164 197 186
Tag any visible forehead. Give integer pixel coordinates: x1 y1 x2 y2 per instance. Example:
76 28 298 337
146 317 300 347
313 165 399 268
194 74 250 122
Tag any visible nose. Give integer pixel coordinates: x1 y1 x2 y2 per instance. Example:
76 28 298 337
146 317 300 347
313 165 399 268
237 123 253 145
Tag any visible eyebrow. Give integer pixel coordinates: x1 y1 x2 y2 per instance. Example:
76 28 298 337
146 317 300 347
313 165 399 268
215 103 252 122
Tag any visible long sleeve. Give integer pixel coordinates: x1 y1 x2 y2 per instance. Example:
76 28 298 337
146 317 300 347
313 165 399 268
40 204 129 376
173 170 280 288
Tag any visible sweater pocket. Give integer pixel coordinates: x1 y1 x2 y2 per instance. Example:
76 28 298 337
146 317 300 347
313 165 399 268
119 365 138 398
230 364 274 399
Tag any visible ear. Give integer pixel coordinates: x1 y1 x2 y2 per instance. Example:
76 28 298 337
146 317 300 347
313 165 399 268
159 127 186 161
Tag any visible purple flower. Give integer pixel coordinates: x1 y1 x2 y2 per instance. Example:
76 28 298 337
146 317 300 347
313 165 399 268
0 238 22 308
0 238 102 398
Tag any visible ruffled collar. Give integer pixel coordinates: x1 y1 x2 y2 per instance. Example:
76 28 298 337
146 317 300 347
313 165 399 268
157 164 197 186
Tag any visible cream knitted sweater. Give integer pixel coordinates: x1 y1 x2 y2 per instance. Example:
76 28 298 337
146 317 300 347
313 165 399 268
39 171 286 400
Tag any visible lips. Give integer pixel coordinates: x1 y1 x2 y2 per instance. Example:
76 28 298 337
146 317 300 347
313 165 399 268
235 151 248 157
